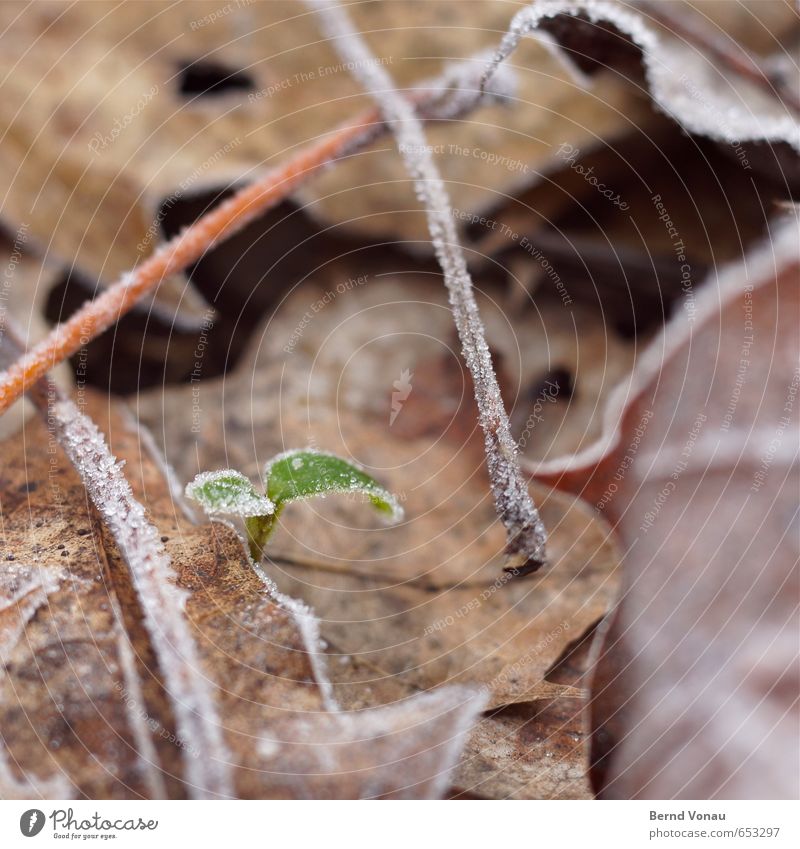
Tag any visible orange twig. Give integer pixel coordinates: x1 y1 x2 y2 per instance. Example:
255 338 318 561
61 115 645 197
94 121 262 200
0 66 491 416
0 116 372 415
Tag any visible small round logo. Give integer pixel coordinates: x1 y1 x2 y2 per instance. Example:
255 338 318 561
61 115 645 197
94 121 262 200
20 809 46 837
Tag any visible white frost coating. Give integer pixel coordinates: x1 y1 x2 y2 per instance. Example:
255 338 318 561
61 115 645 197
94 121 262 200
481 0 800 153
274 591 340 713
248 559 280 598
185 469 275 518
0 566 63 662
414 48 519 121
247 559 339 713
110 596 169 799
308 0 547 569
50 399 234 799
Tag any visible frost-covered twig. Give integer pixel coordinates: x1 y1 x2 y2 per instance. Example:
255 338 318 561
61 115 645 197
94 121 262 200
308 0 548 573
0 325 234 799
0 59 513 418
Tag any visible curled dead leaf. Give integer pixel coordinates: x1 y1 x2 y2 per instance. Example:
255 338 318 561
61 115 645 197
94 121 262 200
526 218 800 798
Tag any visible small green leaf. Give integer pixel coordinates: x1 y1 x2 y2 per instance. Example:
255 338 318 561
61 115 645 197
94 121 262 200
185 469 275 518
186 453 401 564
264 449 403 521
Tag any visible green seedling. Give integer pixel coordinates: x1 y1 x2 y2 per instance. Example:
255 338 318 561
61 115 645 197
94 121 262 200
185 449 402 561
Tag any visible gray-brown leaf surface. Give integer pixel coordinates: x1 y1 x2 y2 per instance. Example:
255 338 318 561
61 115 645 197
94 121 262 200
0 395 488 798
1 0 798 802
138 270 622 714
529 219 800 798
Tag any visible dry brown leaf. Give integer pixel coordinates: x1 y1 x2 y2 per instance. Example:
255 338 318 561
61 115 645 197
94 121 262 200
0 0 647 324
137 269 621 712
0 409 170 798
0 393 488 798
4 0 794 803
269 481 611 711
526 218 800 798
486 1 799 172
444 0 799 358
440 0 797 340
451 626 596 799
453 700 589 799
